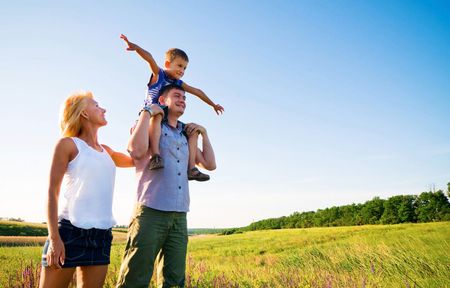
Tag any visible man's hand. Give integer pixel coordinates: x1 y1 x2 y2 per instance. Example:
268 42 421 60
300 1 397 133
120 34 138 51
185 123 206 136
213 104 224 115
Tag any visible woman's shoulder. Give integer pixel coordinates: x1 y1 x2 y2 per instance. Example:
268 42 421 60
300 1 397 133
50 137 79 162
54 137 78 153
57 136 77 145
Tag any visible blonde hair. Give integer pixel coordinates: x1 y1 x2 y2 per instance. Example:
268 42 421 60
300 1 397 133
165 48 189 63
60 91 93 137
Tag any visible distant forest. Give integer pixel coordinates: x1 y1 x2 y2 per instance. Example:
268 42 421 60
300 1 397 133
223 185 450 235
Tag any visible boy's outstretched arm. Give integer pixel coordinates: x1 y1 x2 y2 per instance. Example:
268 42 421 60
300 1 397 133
182 82 224 115
120 34 159 77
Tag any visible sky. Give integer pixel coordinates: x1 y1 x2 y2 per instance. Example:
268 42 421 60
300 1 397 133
0 1 449 228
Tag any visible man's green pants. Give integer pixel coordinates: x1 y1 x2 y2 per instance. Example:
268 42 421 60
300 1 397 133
116 205 188 288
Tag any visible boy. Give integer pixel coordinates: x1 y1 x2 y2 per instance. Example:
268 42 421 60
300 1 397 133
120 34 223 181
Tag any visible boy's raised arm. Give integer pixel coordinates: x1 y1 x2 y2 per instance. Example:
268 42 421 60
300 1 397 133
182 82 224 115
120 34 159 77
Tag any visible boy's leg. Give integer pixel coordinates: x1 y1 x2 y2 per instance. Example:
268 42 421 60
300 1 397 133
149 114 162 156
116 205 168 288
187 131 198 171
187 132 210 181
148 104 164 170
161 213 188 288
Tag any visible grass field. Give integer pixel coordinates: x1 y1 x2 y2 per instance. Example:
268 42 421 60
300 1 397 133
1 222 449 287
0 221 47 237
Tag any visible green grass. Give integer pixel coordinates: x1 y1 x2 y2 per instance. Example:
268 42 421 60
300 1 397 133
1 222 449 287
0 221 47 236
184 223 450 287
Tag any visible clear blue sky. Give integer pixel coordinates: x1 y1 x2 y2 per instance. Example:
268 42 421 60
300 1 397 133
1 1 449 228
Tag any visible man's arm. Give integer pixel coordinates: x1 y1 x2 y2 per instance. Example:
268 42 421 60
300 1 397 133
182 82 224 115
185 123 216 170
127 110 152 160
120 34 159 78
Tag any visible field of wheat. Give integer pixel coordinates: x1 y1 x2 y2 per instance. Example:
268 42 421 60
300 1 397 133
1 222 449 287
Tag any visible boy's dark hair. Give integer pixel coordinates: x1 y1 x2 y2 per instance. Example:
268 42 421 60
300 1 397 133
165 48 189 63
159 83 185 98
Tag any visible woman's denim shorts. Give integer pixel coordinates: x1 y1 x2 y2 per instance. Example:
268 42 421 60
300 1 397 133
41 219 113 268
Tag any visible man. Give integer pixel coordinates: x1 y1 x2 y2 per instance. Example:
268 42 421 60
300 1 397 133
116 84 216 288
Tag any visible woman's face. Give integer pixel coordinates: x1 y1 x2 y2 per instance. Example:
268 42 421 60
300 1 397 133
83 98 107 126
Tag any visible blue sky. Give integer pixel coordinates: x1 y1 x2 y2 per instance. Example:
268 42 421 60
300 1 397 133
1 1 449 228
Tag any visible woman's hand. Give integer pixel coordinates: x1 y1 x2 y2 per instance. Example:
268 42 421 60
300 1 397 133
46 237 65 269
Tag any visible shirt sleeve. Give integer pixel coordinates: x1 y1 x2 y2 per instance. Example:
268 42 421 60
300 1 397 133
147 67 163 87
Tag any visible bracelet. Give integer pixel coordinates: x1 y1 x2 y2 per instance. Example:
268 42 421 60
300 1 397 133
139 106 153 117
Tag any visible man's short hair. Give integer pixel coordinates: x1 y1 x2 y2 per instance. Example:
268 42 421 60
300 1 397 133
159 84 185 98
165 48 189 63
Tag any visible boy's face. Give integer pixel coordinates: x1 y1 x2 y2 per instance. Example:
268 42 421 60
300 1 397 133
165 57 188 80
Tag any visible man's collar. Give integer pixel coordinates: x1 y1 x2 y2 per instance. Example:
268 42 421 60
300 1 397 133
162 119 184 132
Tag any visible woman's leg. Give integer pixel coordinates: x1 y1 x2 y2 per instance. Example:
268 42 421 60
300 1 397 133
76 265 108 288
39 267 75 288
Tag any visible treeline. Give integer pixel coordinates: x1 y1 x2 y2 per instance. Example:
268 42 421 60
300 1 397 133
0 217 24 222
188 228 226 235
223 189 450 235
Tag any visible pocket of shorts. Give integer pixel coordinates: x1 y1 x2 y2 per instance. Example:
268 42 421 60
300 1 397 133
60 223 83 245
65 246 87 261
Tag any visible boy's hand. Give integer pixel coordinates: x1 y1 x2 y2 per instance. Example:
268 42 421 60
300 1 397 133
120 34 138 51
149 104 165 117
213 104 224 115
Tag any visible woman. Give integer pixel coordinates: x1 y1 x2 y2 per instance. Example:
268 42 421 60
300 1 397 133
39 91 133 288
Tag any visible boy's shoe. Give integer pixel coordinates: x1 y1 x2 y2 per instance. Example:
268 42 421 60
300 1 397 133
188 167 210 181
148 154 164 170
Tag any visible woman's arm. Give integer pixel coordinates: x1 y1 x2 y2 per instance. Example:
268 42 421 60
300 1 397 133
102 144 134 167
46 138 77 268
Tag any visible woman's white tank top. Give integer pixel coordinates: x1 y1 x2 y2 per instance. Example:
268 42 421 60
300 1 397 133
59 137 116 229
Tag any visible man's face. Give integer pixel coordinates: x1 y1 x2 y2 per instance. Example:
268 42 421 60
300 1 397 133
161 88 186 116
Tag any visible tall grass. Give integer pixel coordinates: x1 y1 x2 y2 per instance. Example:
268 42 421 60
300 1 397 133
1 222 449 287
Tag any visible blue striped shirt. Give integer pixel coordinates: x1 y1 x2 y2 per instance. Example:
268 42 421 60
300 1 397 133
145 68 183 106
134 121 190 212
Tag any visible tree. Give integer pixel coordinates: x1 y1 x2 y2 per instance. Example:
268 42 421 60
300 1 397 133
397 195 417 223
381 196 404 224
416 190 450 222
360 197 385 224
